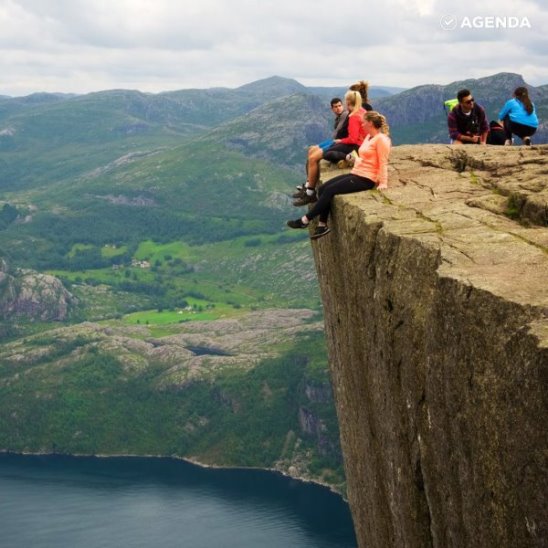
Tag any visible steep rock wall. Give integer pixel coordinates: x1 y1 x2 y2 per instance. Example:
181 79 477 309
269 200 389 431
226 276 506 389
312 145 547 548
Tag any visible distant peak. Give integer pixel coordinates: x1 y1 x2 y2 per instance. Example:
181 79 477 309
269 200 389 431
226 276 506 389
236 76 306 93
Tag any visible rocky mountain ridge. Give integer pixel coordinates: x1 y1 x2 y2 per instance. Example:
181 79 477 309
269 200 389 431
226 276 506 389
0 259 73 321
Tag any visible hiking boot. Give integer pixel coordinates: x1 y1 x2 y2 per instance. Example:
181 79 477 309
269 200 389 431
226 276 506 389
292 187 306 198
523 136 531 146
293 193 317 207
287 218 309 229
310 226 331 239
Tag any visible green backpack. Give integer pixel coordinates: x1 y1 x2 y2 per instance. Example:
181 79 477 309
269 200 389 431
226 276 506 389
444 98 458 114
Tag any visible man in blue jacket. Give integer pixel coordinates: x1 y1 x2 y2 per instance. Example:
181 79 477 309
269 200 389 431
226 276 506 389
447 89 489 145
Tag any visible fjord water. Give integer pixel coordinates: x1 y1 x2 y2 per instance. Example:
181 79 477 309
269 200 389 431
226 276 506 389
0 454 356 548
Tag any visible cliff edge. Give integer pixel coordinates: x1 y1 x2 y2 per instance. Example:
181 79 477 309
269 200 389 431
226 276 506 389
312 145 547 548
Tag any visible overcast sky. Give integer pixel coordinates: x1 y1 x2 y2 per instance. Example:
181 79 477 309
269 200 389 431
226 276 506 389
1 0 547 96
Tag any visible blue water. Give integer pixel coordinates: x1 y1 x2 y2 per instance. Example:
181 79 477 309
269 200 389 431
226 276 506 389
0 454 356 548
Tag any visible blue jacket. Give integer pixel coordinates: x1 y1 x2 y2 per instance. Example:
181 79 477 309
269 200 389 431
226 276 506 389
499 98 538 128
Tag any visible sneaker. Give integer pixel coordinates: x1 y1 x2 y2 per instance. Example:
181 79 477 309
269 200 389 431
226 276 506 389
287 218 309 229
292 187 306 198
523 136 531 146
346 151 358 167
310 226 331 239
293 193 317 207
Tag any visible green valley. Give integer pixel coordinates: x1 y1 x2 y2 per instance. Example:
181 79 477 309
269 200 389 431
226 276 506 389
1 73 545 493
0 76 344 491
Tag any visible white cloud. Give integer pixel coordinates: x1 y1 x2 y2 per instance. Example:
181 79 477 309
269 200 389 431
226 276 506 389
0 0 546 96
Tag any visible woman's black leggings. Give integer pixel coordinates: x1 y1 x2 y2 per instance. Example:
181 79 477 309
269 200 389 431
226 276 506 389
306 173 376 223
323 143 359 163
502 115 536 140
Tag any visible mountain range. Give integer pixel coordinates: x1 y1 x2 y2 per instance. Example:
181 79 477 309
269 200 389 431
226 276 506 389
0 71 545 491
374 72 548 143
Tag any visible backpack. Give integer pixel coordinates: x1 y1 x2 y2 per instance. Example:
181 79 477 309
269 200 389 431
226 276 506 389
444 98 458 114
486 120 506 145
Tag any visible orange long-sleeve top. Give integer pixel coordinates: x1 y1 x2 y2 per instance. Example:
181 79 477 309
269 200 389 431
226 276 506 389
351 133 391 188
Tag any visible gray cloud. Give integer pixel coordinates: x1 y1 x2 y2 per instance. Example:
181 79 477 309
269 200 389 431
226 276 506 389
0 0 546 96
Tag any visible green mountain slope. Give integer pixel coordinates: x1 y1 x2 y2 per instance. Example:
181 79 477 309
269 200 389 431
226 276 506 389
0 76 338 489
0 313 344 489
200 93 330 167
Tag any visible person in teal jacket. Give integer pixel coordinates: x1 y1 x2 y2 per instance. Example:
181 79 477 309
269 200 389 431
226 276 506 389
498 87 539 146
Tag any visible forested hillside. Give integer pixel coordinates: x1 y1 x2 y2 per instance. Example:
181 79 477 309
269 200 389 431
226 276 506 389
0 73 544 491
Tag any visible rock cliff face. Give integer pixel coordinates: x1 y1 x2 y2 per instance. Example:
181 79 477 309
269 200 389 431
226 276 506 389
312 145 547 548
0 259 73 321
298 380 340 458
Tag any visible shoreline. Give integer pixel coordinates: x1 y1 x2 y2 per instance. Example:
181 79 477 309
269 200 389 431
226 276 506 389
0 449 345 500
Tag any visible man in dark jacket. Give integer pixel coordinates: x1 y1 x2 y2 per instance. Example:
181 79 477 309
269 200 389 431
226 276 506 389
447 89 489 145
331 97 349 140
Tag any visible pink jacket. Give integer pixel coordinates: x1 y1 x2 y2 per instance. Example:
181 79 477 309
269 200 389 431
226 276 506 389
351 133 391 188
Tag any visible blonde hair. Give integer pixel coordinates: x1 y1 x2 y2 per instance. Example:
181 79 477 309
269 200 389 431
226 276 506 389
349 80 369 103
344 90 363 116
364 111 390 136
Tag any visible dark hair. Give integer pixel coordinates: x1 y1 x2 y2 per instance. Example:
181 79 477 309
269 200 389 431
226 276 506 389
330 97 342 107
349 80 369 103
514 86 534 115
457 89 471 103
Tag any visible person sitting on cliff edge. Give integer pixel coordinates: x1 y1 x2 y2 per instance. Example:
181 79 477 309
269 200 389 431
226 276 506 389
292 97 349 200
286 111 391 240
293 81 374 203
447 89 489 145
316 97 349 151
293 90 367 207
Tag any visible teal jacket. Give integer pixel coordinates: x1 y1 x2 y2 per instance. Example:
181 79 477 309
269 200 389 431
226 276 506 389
499 98 538 128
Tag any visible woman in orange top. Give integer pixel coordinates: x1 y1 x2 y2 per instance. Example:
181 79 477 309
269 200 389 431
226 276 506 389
287 111 391 239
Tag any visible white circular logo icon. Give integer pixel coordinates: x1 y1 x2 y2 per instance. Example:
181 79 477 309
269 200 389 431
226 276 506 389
440 14 458 30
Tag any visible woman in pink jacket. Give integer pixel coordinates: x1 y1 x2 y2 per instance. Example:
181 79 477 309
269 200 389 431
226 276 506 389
287 111 391 239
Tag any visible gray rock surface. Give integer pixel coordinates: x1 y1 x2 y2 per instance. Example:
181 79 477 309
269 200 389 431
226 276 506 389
0 259 73 321
312 145 547 548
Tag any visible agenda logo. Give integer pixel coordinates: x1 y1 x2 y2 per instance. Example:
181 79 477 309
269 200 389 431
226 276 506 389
440 15 532 31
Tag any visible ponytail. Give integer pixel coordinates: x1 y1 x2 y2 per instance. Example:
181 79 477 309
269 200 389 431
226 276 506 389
344 90 363 116
514 86 534 115
365 111 390 137
349 80 369 104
